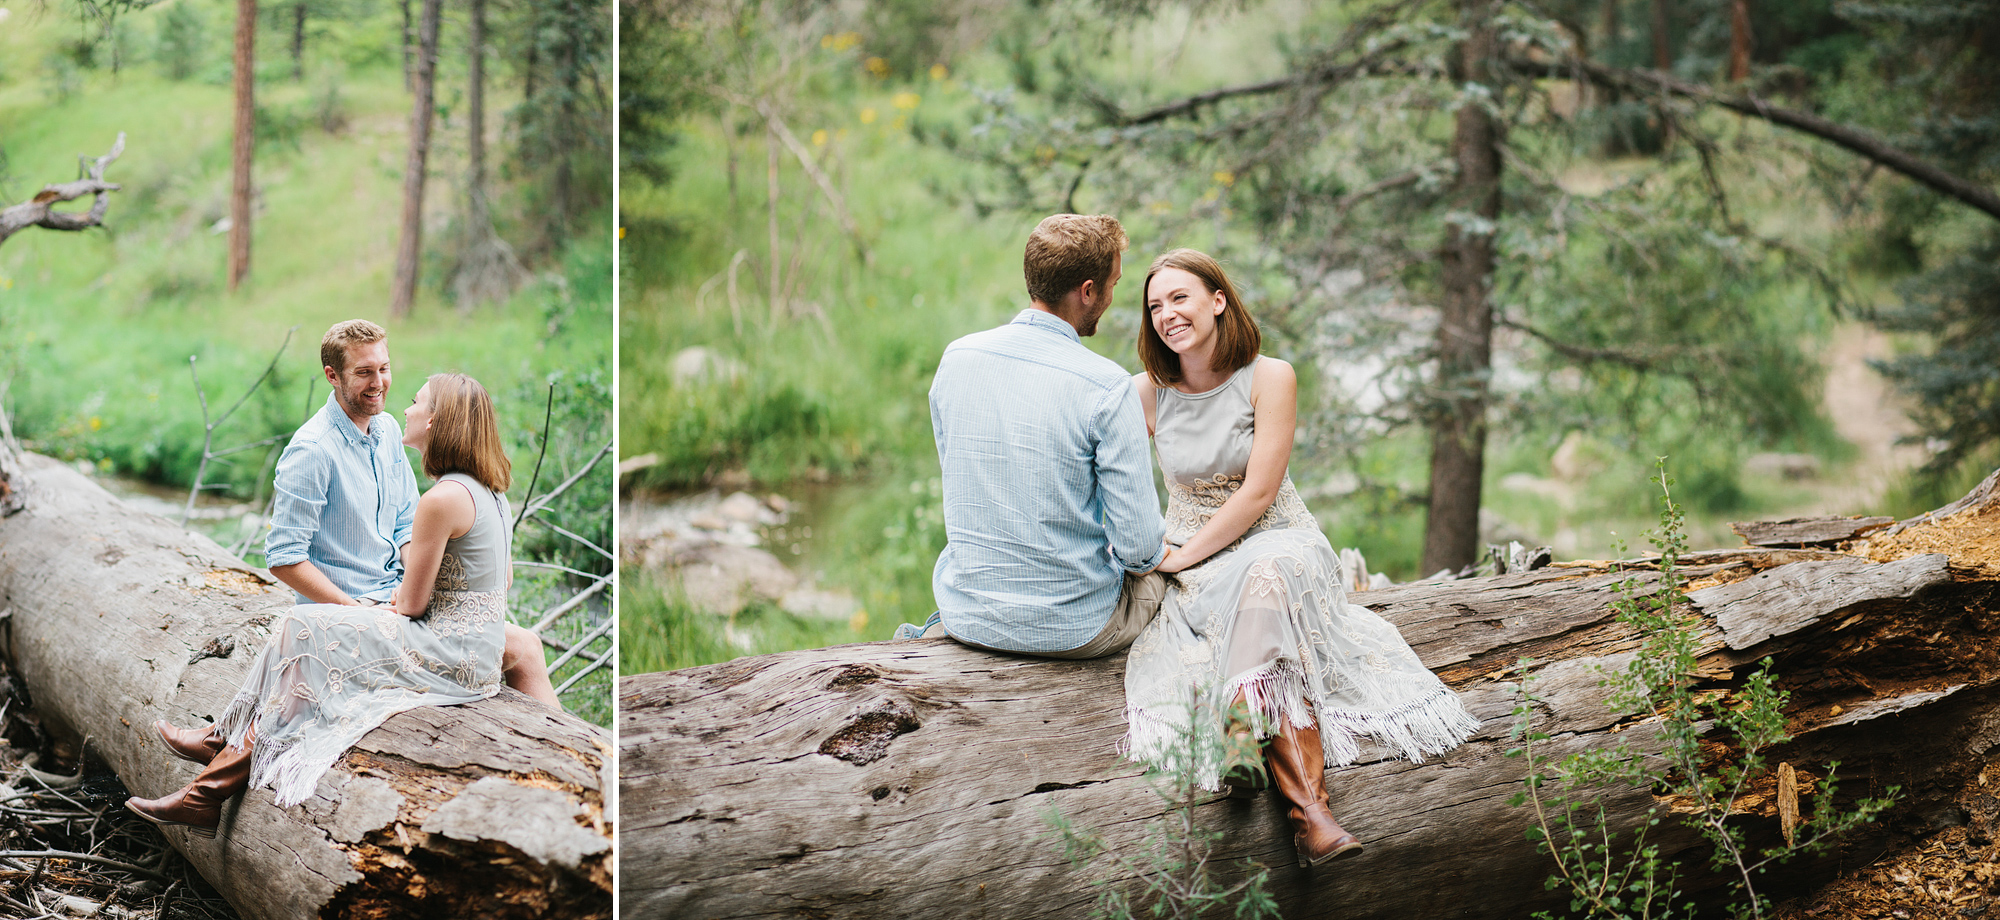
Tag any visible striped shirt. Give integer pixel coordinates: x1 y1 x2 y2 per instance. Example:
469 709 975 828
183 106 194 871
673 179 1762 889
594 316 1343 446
930 309 1167 653
265 393 419 603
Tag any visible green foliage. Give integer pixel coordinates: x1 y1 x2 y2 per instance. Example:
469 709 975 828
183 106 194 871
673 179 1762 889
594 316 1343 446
1044 698 1279 920
619 579 876 675
1506 461 1896 919
506 0 611 246
152 0 208 80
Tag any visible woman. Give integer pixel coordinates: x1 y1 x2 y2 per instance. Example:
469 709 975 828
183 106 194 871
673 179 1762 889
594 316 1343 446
128 373 514 834
1123 249 1479 868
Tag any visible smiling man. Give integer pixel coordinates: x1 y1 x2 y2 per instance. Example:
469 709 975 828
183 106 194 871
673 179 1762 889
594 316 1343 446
267 320 414 606
905 214 1170 657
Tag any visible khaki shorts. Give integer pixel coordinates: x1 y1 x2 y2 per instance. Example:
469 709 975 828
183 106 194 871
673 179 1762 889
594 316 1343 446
936 571 1167 660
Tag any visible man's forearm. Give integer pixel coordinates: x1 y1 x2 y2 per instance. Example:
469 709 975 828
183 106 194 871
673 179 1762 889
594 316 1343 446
269 561 354 605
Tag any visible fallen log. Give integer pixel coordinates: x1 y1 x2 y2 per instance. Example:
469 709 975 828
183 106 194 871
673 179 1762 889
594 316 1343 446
621 470 2000 919
0 454 612 920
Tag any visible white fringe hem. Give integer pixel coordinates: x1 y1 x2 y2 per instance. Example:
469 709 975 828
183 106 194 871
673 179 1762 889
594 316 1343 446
1123 664 1482 790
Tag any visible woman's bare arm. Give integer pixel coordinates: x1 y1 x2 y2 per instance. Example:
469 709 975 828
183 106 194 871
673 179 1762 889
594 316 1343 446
1155 358 1297 573
392 480 476 619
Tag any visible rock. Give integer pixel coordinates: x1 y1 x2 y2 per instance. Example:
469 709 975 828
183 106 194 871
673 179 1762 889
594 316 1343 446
675 544 798 614
780 587 861 621
718 491 775 525
1745 452 1821 481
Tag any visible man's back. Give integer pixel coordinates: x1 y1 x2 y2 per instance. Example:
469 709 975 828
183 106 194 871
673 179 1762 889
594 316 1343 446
930 310 1164 653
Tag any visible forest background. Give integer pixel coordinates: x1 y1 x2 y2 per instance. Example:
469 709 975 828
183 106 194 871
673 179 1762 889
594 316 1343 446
622 0 1999 673
0 0 614 723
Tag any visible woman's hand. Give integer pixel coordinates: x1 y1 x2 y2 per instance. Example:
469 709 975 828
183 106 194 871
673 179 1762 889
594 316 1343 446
1154 546 1189 574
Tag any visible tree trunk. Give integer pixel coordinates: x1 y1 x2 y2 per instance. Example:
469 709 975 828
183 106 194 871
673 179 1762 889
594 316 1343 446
228 0 255 292
468 0 487 206
292 1 306 83
1652 0 1672 70
0 455 612 920
1728 0 1752 82
390 0 442 318
400 0 412 91
621 471 2000 919
1421 0 1501 577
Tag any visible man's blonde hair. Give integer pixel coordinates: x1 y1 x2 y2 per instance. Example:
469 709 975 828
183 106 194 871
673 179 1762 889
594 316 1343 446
1023 214 1127 307
321 320 388 374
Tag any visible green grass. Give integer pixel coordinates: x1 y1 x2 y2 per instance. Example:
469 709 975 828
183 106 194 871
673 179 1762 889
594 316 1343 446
2 4 612 723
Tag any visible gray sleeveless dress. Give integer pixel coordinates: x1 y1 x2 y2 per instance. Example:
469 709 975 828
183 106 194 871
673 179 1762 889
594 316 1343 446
217 472 512 807
1123 359 1478 788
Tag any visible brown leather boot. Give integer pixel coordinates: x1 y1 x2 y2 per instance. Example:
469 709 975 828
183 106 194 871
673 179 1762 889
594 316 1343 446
155 720 225 765
1220 709 1268 800
1267 721 1363 867
126 739 253 838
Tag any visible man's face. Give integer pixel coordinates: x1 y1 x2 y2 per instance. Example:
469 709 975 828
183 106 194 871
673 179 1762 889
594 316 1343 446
1075 259 1124 337
326 340 392 423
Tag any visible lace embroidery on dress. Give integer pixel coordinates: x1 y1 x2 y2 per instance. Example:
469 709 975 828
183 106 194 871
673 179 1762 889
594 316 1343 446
211 478 509 808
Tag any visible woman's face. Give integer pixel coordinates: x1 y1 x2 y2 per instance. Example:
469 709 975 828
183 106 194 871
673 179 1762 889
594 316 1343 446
402 382 435 452
1146 266 1226 358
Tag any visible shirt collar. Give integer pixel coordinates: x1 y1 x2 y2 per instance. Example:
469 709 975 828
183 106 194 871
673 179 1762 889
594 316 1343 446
1012 308 1081 343
323 392 381 445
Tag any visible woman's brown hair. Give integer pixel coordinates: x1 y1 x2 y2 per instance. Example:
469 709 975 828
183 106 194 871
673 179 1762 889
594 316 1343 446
1136 248 1261 386
420 373 512 494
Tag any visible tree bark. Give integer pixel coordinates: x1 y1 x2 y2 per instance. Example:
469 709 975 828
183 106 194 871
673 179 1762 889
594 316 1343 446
1651 0 1672 71
1728 0 1752 82
621 470 2000 919
228 0 255 292
468 0 487 207
1421 1 1501 577
0 454 612 920
400 0 412 91
390 0 442 317
0 134 124 248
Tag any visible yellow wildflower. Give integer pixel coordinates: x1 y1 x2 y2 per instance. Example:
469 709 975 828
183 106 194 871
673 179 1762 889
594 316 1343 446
1213 170 1235 186
812 129 829 146
891 91 920 110
860 107 878 124
929 63 949 81
864 56 890 78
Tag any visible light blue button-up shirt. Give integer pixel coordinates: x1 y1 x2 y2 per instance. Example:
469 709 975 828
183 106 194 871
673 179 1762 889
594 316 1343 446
265 392 419 603
930 309 1167 653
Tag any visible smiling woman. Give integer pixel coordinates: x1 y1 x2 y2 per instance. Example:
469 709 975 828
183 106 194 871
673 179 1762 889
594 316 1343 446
1123 247 1479 869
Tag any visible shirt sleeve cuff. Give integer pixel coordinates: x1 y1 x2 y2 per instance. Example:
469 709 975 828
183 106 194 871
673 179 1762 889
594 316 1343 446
1115 542 1166 574
265 548 309 568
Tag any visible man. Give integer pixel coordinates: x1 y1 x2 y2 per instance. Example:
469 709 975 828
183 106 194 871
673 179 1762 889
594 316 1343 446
903 214 1169 657
266 319 559 706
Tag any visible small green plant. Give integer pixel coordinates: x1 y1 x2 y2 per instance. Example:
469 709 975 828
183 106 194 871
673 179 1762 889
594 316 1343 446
1507 459 1896 919
1044 698 1278 920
